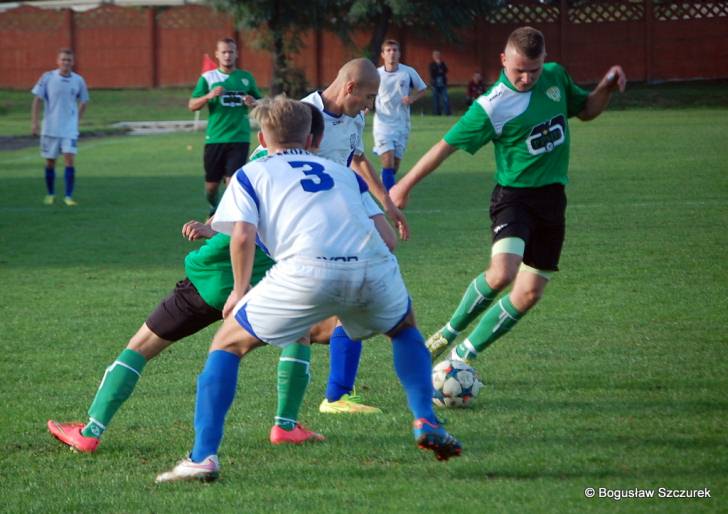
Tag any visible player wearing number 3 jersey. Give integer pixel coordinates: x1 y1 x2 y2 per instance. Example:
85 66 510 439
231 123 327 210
156 97 460 483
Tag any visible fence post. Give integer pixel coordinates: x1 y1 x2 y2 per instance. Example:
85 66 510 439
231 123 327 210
64 8 73 48
148 7 158 87
644 0 653 83
559 0 569 65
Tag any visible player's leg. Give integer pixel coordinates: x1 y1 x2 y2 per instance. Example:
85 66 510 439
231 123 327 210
450 266 548 362
386 314 462 461
339 257 460 459
427 185 531 358
61 143 77 206
426 247 521 359
156 317 264 483
320 321 381 414
450 187 565 362
275 317 335 434
48 279 222 452
41 136 59 204
203 143 225 216
379 149 396 191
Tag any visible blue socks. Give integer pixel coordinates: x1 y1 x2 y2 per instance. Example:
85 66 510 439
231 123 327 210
45 167 55 195
325 326 362 402
191 350 240 462
381 168 396 191
391 326 437 424
64 166 75 198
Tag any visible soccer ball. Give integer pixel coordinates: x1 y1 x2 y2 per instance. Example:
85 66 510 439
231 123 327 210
432 359 483 408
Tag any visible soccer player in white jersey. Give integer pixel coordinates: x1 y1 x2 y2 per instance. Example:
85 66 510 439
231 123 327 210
31 48 89 207
155 97 461 483
300 58 409 415
373 40 427 191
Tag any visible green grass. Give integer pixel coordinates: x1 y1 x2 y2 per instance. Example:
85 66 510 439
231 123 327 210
2 79 728 137
1 87 727 513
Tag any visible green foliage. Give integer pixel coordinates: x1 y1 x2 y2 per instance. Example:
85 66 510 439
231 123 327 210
1 87 728 512
344 0 501 59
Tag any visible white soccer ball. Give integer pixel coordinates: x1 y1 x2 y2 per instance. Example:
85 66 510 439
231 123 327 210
432 359 483 408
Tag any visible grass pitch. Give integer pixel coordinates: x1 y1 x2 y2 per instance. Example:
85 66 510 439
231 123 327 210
1 86 727 513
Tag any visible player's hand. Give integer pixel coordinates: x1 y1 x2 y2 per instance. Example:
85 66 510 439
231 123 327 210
208 86 224 100
402 96 412 106
31 123 39 137
389 182 409 209
222 290 244 319
182 220 215 240
603 65 626 93
243 95 257 107
383 196 410 241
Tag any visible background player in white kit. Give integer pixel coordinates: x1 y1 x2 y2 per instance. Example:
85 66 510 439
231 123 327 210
156 97 461 483
31 48 89 206
373 40 427 191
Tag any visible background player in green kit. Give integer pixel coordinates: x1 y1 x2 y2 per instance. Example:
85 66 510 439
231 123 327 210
47 107 332 451
390 26 626 364
189 38 262 215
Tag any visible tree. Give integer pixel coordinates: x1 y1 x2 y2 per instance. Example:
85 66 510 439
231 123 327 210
344 0 502 62
206 0 332 95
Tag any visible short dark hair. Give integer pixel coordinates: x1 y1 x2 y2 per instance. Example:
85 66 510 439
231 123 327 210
506 27 545 59
381 39 400 51
58 48 74 56
305 103 324 141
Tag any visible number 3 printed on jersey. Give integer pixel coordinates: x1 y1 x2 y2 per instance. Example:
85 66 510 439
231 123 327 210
289 161 335 192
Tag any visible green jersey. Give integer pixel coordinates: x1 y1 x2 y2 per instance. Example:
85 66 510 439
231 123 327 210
184 148 274 310
192 68 262 144
444 62 589 188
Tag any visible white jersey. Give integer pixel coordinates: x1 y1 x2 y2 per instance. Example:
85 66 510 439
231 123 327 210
373 64 426 134
301 91 364 167
31 70 89 138
212 149 390 263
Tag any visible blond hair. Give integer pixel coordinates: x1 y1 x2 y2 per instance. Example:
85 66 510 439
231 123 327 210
251 96 312 147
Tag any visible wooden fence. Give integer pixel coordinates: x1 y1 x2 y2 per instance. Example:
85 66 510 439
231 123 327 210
1 0 727 89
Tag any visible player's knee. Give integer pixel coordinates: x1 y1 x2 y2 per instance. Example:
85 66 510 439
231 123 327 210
127 326 170 360
485 267 517 290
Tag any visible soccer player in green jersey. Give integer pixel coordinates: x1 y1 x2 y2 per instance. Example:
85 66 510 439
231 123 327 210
47 107 334 452
390 26 626 364
190 38 262 215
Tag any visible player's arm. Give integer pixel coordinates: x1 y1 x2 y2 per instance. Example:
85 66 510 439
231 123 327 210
222 221 257 318
189 87 224 111
404 87 427 106
372 214 397 252
31 96 42 136
351 153 409 241
578 65 626 121
390 139 458 209
78 101 87 121
182 220 216 241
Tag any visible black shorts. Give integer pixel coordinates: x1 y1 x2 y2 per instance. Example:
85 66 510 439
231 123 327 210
145 278 222 342
203 142 250 183
489 183 567 272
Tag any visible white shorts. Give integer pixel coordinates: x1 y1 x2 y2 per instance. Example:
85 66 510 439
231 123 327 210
232 255 410 347
41 136 77 159
372 130 409 159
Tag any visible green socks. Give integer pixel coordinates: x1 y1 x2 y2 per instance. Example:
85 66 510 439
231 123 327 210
275 343 311 431
82 349 146 438
442 273 498 342
455 295 523 360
